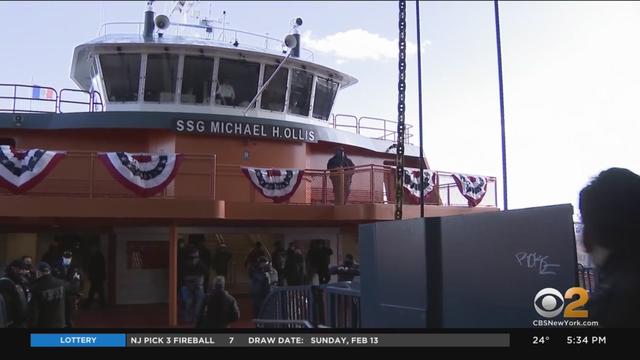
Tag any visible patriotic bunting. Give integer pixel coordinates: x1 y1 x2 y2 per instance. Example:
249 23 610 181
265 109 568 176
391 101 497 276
452 173 488 207
402 167 439 204
241 167 304 203
0 145 65 194
98 152 183 197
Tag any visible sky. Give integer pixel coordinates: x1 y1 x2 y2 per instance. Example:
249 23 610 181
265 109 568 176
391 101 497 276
0 1 638 216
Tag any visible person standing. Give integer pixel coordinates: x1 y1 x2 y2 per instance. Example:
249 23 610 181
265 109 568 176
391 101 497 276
21 256 36 284
271 241 287 286
196 276 240 329
52 251 82 328
29 262 67 328
0 260 30 328
284 245 304 286
181 248 208 324
317 242 333 284
249 257 277 318
327 147 355 205
85 245 106 309
579 167 640 327
212 241 233 280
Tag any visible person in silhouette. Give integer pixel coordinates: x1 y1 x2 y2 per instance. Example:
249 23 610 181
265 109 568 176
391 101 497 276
196 276 240 329
327 147 355 205
579 167 640 327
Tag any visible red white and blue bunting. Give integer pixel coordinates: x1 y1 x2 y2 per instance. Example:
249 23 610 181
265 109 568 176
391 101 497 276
98 152 183 197
0 145 65 194
452 173 488 207
241 167 304 203
402 167 439 204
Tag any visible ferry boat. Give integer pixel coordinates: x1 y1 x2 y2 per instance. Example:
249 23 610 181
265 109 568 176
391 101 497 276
0 1 498 327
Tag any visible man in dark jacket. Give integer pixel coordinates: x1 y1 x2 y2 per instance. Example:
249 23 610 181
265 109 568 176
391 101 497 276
21 255 36 284
307 240 333 284
327 147 355 205
181 248 208 323
30 262 66 328
284 245 304 286
212 242 233 279
52 251 82 327
85 245 106 309
190 235 212 293
0 260 30 328
579 167 640 327
271 241 286 286
249 257 278 318
197 276 240 328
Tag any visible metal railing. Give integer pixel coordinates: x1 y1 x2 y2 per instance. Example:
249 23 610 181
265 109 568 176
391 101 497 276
0 153 497 208
0 84 103 114
330 113 414 144
255 282 361 328
97 22 315 62
0 152 216 199
578 264 598 293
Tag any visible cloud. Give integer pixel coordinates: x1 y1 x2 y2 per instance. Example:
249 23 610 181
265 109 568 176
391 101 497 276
303 29 427 61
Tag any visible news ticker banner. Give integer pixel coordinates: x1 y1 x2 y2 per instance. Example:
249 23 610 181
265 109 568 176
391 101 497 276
30 333 509 347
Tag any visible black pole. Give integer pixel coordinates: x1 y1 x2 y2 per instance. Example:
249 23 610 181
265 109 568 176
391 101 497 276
494 0 508 210
416 0 425 217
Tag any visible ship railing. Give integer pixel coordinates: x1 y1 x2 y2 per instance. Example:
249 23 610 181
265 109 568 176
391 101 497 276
97 22 315 62
216 163 497 208
330 113 414 145
0 152 217 200
0 83 104 114
0 154 497 208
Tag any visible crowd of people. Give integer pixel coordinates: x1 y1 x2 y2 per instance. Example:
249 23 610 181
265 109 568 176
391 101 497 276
0 244 90 328
178 237 360 327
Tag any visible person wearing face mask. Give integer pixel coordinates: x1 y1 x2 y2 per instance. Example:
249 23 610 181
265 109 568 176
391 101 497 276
579 167 640 328
52 251 82 328
0 259 30 328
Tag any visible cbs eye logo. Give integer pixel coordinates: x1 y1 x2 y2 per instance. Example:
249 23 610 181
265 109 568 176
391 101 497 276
534 287 589 318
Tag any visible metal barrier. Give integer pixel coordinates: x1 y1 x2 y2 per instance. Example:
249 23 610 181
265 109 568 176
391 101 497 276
59 88 104 113
0 83 58 113
329 113 414 144
316 283 361 328
0 83 103 114
255 282 361 328
578 264 598 293
253 319 314 328
256 285 316 328
97 22 315 62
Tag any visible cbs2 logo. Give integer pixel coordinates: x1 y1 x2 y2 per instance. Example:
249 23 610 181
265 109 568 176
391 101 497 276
534 287 589 318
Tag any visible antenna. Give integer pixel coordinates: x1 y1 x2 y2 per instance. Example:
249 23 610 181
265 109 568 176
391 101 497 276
242 34 298 116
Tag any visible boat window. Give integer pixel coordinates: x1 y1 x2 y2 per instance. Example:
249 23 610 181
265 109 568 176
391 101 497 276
181 56 214 104
216 58 260 107
312 77 339 121
144 54 179 103
260 64 288 112
288 69 313 117
99 54 141 102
